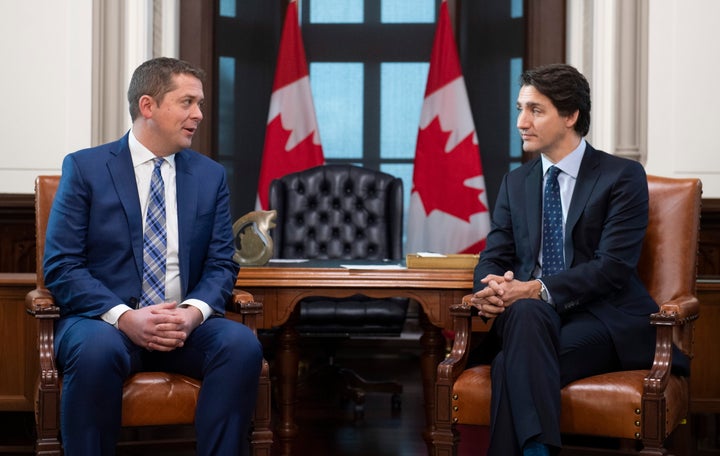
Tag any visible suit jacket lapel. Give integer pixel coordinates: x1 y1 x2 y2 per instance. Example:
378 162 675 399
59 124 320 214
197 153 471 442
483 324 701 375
525 160 543 260
565 145 601 267
107 134 145 277
175 150 197 296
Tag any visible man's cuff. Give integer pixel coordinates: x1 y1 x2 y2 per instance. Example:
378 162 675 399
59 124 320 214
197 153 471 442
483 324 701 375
179 299 213 323
101 304 133 328
536 279 557 309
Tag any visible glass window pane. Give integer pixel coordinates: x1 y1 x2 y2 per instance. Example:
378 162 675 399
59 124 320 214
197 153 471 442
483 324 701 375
310 63 364 159
382 0 435 23
219 0 236 18
380 63 429 159
509 57 523 158
310 0 363 23
217 57 235 162
511 0 523 19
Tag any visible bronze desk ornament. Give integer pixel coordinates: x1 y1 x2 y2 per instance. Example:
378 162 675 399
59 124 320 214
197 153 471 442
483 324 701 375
233 209 277 266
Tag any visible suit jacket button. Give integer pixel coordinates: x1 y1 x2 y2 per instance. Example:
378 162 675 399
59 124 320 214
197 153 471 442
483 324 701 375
129 297 138 306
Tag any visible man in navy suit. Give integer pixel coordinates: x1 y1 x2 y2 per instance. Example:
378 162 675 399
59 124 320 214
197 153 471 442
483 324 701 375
44 57 262 455
470 64 688 456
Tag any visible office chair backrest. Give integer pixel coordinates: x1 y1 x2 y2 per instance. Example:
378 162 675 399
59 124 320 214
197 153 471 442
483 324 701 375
269 164 404 260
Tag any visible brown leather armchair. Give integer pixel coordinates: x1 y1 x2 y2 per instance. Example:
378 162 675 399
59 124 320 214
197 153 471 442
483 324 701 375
25 175 273 455
432 175 702 456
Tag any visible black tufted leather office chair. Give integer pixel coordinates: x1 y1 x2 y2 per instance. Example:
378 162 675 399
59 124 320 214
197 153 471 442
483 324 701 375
269 164 408 418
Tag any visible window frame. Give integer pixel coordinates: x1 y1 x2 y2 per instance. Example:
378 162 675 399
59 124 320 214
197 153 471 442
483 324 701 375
179 0 565 217
180 0 564 160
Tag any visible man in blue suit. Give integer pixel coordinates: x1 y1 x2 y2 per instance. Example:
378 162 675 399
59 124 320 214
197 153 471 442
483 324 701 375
470 64 688 456
44 57 262 455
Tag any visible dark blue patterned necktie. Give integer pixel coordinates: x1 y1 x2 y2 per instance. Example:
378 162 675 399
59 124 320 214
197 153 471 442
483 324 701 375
542 166 565 276
140 158 167 307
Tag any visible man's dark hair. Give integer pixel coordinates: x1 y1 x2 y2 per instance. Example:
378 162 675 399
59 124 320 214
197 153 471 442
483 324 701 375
127 57 205 121
520 63 591 136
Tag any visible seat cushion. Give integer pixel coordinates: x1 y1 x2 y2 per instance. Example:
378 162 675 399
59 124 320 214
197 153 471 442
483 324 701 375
560 370 688 439
452 366 688 440
121 372 201 426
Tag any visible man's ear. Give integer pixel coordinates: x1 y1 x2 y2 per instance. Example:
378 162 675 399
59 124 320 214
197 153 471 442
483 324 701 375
137 94 155 119
565 109 580 129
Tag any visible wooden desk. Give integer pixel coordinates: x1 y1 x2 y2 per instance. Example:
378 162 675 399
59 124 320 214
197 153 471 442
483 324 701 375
236 260 474 455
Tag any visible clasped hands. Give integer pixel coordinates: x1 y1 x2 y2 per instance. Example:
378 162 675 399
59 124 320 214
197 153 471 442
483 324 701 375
470 271 542 318
117 302 203 352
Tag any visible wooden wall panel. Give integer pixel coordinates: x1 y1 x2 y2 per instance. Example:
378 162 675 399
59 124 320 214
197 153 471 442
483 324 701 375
0 194 35 273
699 199 720 279
0 274 37 411
692 281 720 413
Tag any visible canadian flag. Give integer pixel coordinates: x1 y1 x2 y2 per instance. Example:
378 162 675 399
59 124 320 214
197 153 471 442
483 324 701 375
406 0 490 254
256 0 324 210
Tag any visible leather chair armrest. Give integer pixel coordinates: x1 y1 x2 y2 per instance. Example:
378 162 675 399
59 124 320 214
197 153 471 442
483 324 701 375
645 295 699 394
25 287 59 317
25 288 60 389
233 288 256 305
437 294 478 383
651 295 700 324
226 289 262 334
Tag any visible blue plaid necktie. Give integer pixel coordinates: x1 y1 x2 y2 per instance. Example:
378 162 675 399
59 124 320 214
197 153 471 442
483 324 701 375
140 158 167 307
542 166 565 276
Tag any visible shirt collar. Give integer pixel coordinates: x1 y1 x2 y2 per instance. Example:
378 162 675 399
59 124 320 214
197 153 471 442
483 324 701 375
541 138 586 179
129 129 176 169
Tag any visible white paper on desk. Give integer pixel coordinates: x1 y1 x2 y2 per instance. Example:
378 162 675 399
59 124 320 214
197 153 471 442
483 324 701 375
340 264 405 270
415 252 447 257
268 258 310 263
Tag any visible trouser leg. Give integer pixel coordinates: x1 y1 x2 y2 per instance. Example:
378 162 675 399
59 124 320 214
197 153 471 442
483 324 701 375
487 299 562 455
56 318 135 456
559 310 620 386
154 317 263 456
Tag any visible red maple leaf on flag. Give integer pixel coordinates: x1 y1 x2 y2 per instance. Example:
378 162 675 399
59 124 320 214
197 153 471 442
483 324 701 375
413 117 487 223
256 114 324 209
